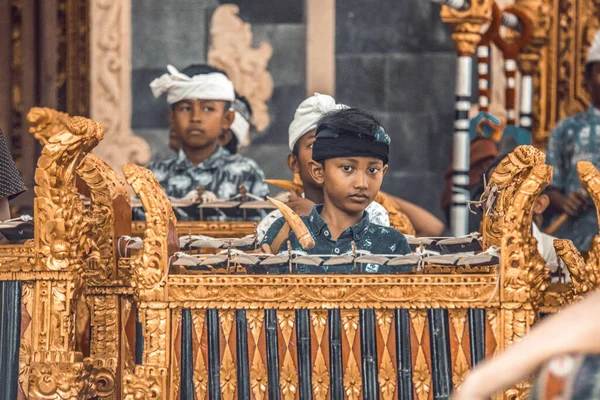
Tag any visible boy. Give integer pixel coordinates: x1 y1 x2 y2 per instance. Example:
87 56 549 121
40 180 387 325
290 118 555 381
261 108 411 272
256 93 390 241
545 30 600 251
148 64 268 219
257 93 443 240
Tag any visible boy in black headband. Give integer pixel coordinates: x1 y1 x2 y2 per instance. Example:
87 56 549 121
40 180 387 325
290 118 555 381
261 108 410 273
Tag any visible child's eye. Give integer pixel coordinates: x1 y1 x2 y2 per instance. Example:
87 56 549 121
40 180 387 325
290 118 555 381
342 165 353 172
203 106 215 112
368 167 380 174
180 106 192 112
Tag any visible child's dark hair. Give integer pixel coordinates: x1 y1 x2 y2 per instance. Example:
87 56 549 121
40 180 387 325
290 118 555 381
316 107 382 139
224 134 239 154
173 64 232 110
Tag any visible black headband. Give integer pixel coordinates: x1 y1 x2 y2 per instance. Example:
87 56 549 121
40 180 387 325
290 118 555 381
312 134 390 164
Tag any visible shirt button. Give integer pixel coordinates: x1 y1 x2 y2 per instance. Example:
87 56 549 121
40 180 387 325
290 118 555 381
324 230 330 237
334 248 340 254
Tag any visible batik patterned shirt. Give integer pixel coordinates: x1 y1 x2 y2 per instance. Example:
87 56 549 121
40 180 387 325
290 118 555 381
546 106 600 250
261 205 411 273
256 198 390 242
147 147 269 220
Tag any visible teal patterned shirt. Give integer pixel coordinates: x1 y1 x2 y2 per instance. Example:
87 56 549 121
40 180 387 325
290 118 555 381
147 147 269 220
261 205 411 273
546 105 600 251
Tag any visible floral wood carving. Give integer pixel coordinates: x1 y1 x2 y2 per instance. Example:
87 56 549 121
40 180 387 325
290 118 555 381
553 161 600 297
500 162 552 305
482 145 546 250
90 0 150 172
123 164 176 298
208 4 274 134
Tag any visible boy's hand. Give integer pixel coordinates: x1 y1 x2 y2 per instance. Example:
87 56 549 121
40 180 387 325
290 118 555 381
287 191 314 216
562 190 588 216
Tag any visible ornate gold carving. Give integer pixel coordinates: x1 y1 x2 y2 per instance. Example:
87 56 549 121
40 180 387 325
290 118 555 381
167 274 499 309
410 310 431 400
191 310 208 399
89 295 119 399
169 309 182 400
123 164 176 297
138 306 169 367
501 162 552 305
220 310 237 399
341 310 361 399
553 161 600 297
89 0 150 171
123 365 166 400
28 351 94 400
132 220 256 239
27 107 69 146
247 309 267 399
277 311 298 399
483 146 547 250
449 309 470 388
208 4 274 134
374 192 416 235
514 0 552 75
31 113 103 274
311 310 329 399
440 0 493 56
376 310 396 399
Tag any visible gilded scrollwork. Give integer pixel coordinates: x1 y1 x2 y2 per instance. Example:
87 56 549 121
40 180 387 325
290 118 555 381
123 164 176 297
483 146 547 250
123 366 166 400
28 352 94 400
501 162 552 305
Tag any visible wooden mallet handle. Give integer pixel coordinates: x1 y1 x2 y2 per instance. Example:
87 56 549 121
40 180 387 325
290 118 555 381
544 213 568 236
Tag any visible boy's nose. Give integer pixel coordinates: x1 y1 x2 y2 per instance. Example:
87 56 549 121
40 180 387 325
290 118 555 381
354 172 368 189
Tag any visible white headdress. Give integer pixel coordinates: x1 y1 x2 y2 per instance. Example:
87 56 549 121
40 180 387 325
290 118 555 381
149 64 235 104
586 30 600 65
288 93 347 151
230 98 252 145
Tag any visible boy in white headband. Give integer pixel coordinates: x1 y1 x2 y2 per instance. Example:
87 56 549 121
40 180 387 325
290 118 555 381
148 64 268 220
545 30 600 251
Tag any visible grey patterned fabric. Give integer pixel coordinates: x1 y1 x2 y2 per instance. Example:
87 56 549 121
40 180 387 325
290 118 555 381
147 146 269 220
0 130 26 201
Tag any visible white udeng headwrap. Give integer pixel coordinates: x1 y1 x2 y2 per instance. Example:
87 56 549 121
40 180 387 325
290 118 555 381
587 30 600 65
288 93 347 151
230 111 251 144
149 64 235 104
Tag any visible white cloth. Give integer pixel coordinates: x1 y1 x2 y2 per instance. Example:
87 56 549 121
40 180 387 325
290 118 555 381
230 110 250 144
532 223 570 282
150 64 235 104
288 93 347 151
587 30 600 65
256 196 390 242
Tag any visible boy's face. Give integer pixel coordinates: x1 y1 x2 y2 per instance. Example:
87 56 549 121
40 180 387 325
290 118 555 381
287 129 319 188
309 156 388 214
169 99 234 150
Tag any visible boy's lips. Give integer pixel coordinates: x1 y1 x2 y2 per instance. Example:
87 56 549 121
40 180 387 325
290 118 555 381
187 128 205 135
348 193 369 202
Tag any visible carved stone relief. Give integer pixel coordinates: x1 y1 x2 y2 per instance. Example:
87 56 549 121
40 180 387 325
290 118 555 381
89 0 150 173
208 4 274 136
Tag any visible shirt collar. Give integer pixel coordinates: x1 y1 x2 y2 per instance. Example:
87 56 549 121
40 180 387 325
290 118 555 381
307 205 371 241
174 146 227 170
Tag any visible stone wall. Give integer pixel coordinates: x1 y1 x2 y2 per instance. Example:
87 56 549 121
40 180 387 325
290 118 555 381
131 0 456 221
335 0 456 220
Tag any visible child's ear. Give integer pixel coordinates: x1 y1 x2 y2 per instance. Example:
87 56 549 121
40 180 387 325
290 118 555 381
308 160 324 185
222 108 235 131
287 153 300 174
533 194 550 214
219 130 233 146
382 164 389 176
